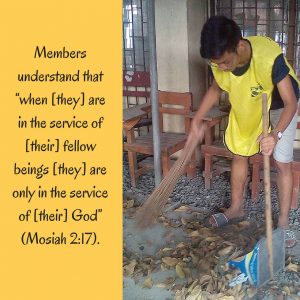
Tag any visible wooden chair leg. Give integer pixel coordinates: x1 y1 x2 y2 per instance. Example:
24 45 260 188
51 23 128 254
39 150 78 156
127 150 138 187
251 161 260 202
291 173 299 209
243 175 250 199
162 154 170 177
186 151 197 178
203 153 213 189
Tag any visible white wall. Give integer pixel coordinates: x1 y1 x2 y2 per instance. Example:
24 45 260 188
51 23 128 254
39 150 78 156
156 0 190 92
187 0 207 110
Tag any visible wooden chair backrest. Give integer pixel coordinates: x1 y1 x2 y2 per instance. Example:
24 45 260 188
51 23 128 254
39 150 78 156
123 71 150 102
158 91 192 133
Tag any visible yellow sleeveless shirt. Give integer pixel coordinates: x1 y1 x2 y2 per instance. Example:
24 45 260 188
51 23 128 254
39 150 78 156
212 36 299 156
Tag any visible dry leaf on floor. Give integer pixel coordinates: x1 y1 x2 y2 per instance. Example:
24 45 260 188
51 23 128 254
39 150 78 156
205 281 214 293
225 273 234 281
286 262 298 272
288 286 295 294
233 292 246 300
175 206 190 212
246 287 257 298
200 240 208 247
126 199 134 208
199 274 212 286
233 283 242 294
181 217 188 225
218 246 234 257
123 260 137 276
219 296 235 300
238 220 250 227
174 291 184 300
162 257 178 267
139 262 152 273
180 249 189 257
189 230 200 237
187 280 199 293
142 277 153 289
198 259 211 272
183 257 191 263
282 286 291 295
228 248 243 261
208 242 216 250
216 279 223 291
183 267 191 277
222 241 235 246
161 263 167 271
185 285 203 300
176 264 186 278
210 269 217 278
220 281 227 293
286 256 292 264
190 252 199 265
205 236 220 242
162 247 174 252
219 263 229 273
176 242 185 248
198 227 212 234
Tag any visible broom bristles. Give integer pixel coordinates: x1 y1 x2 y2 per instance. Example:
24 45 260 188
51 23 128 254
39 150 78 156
135 137 199 228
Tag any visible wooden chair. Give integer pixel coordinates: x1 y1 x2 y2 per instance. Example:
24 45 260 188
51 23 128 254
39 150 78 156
250 107 300 209
123 90 194 187
200 106 232 189
123 70 152 133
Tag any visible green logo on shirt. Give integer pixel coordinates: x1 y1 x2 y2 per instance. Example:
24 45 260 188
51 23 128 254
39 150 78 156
250 83 263 97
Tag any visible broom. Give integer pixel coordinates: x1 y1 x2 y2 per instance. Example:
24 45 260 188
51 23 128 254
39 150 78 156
135 134 201 228
262 93 274 278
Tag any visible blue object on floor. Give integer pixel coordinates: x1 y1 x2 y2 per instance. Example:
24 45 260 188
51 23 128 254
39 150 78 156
228 228 285 288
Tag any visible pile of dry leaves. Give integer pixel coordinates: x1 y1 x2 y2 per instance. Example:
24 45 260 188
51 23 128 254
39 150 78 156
123 198 300 300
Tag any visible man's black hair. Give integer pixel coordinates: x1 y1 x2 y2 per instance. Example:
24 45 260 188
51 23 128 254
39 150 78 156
200 16 242 59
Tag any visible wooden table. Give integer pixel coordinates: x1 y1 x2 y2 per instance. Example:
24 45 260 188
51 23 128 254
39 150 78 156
123 103 151 131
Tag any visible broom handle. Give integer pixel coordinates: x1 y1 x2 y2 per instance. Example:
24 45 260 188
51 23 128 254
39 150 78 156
262 93 273 278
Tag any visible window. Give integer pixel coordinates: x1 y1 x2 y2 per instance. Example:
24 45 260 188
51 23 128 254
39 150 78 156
215 0 300 77
123 0 149 71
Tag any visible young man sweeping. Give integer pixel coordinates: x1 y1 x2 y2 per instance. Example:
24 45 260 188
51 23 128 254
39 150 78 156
189 16 299 248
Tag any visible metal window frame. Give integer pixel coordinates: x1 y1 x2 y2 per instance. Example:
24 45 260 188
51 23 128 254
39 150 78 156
214 0 298 75
123 0 149 72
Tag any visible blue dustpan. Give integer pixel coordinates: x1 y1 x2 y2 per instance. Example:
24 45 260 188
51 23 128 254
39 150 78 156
228 228 285 288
